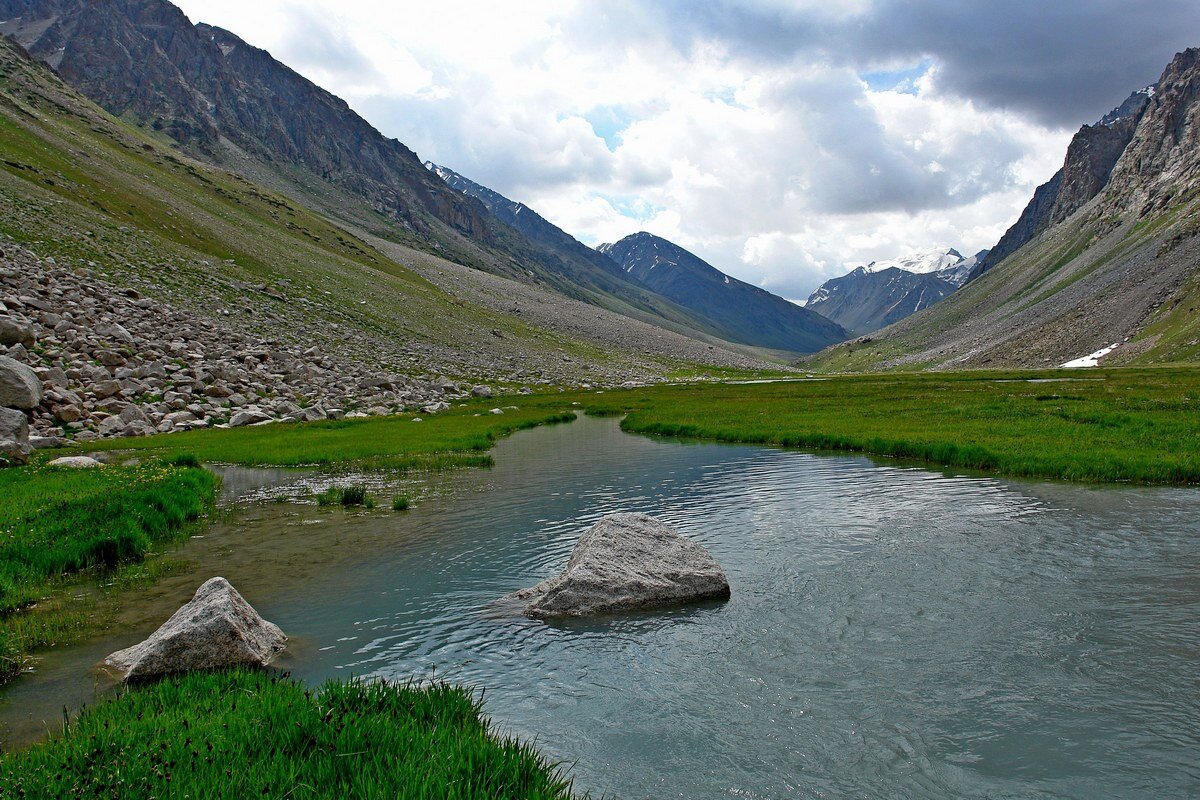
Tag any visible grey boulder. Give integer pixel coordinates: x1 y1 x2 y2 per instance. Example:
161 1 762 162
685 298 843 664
501 513 730 618
0 406 30 465
0 355 43 409
103 577 286 682
0 316 34 347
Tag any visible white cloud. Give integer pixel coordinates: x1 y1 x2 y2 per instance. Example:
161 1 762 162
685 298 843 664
174 0 1082 299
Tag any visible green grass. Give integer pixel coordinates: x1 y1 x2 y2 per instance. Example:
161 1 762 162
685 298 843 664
579 368 1200 484
84 406 580 469
317 485 373 508
0 669 575 799
392 495 411 511
0 460 216 682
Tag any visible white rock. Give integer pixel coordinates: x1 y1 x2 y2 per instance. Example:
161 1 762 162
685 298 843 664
103 577 286 682
48 456 102 469
500 513 731 618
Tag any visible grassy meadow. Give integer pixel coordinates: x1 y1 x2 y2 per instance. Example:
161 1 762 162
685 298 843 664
0 669 575 799
584 368 1200 484
0 460 215 683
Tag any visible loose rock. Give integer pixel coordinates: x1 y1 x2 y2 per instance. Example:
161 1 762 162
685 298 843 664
48 455 102 468
0 355 43 409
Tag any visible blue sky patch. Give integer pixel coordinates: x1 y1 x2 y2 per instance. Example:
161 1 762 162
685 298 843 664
583 105 635 151
861 60 933 94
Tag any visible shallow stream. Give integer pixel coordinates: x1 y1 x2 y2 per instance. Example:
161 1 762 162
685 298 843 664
3 415 1199 798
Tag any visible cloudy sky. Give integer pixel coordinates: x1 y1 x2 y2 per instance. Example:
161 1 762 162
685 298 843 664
173 0 1200 301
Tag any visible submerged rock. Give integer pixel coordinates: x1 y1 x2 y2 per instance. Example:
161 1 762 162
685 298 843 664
501 513 731 618
104 577 286 682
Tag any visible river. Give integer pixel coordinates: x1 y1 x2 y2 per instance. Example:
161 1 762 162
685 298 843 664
2 415 1198 798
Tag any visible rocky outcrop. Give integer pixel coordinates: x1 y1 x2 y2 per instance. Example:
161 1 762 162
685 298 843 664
1099 50 1200 219
501 513 731 618
0 244 481 442
104 577 286 682
970 87 1153 280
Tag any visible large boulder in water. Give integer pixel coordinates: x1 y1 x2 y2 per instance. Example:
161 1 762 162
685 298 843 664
502 513 731 618
104 577 286 682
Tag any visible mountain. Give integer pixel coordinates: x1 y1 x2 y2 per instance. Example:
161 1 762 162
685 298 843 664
598 233 848 353
803 248 985 335
812 49 1200 370
0 0 796 357
805 268 957 336
423 162 751 344
0 30 779 390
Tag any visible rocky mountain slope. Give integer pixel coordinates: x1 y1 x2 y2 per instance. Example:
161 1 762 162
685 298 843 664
0 0 787 354
812 49 1200 370
598 233 848 353
425 163 767 348
0 31 778 454
968 88 1154 281
429 163 844 353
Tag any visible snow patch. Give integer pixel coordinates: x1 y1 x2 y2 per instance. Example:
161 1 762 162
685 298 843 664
1061 343 1119 368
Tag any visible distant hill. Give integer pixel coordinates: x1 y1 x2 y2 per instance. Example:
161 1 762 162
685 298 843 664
598 233 848 353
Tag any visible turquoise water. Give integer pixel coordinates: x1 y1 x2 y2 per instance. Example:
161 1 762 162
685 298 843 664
3 415 1199 798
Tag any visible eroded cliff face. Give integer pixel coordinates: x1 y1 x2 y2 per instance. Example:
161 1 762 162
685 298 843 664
969 89 1151 280
1098 48 1200 219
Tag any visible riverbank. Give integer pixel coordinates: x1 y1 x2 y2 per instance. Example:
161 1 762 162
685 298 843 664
0 669 574 799
0 459 215 683
590 367 1200 484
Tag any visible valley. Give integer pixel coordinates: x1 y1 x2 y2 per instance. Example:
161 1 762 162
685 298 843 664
0 0 1198 797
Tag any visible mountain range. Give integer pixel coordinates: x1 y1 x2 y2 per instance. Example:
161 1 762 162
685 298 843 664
814 49 1200 370
596 232 846 353
427 163 846 353
0 0 1197 374
0 0 842 362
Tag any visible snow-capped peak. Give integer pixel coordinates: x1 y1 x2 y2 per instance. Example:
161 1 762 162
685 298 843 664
862 248 963 276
